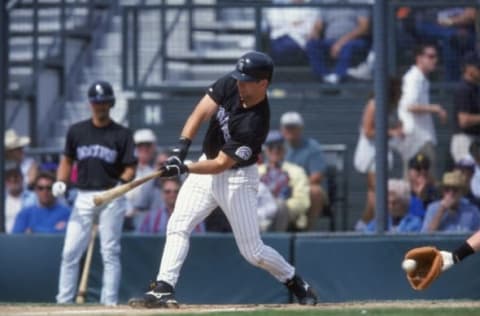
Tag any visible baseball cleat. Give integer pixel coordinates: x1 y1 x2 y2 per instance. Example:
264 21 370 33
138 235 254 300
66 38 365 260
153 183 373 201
285 275 318 305
128 280 179 309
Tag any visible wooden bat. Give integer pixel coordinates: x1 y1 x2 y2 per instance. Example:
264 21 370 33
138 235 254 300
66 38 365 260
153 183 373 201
93 169 164 206
75 225 98 304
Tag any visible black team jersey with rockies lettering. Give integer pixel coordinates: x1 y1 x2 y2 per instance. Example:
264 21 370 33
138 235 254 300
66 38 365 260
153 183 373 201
203 74 270 168
64 119 137 190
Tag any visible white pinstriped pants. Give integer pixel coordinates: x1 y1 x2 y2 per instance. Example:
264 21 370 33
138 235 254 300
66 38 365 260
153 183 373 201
157 164 295 286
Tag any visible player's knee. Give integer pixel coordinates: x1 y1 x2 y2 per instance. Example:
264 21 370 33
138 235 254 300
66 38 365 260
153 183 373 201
239 245 265 267
61 246 83 265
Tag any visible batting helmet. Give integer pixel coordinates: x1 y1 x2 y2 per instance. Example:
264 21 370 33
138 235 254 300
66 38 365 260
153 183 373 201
88 80 115 106
231 51 274 82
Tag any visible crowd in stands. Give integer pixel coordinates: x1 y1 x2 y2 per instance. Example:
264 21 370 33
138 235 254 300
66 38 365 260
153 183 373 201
265 1 476 83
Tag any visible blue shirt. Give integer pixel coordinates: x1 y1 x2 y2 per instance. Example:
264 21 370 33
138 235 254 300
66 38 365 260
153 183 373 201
12 203 71 234
421 198 480 232
285 137 326 176
365 214 423 233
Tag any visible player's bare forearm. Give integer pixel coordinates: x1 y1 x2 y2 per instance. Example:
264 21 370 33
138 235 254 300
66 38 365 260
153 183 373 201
187 151 236 174
466 230 480 252
408 104 440 114
57 156 73 182
119 165 136 182
181 94 219 140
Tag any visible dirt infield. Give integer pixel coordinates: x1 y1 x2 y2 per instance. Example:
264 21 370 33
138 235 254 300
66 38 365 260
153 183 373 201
1 301 480 316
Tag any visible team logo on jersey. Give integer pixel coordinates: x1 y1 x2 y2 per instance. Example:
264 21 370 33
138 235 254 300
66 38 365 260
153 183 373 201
235 146 252 160
77 145 117 163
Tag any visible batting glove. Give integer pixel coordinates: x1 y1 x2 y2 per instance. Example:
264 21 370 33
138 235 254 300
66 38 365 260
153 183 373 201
161 156 189 177
52 181 67 197
171 137 192 162
440 251 455 271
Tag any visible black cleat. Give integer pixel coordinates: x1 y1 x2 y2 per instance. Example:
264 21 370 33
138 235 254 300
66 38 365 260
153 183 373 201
128 280 179 309
285 275 318 305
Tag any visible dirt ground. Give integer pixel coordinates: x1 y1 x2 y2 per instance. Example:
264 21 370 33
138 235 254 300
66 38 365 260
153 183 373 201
1 301 480 316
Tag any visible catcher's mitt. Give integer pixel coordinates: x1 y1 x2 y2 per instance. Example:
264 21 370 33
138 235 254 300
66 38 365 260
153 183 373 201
403 246 443 290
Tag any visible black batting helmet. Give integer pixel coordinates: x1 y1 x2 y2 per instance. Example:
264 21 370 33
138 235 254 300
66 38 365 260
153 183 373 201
231 51 274 83
88 80 115 106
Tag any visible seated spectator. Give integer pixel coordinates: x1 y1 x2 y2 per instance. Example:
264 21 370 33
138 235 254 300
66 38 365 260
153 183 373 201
407 153 440 219
280 112 328 230
415 7 476 81
4 162 36 233
5 129 38 189
305 5 370 84
454 155 478 207
264 0 321 65
258 130 310 231
139 178 205 234
450 53 480 163
12 172 71 234
257 181 278 232
364 179 422 233
422 170 480 232
124 129 159 231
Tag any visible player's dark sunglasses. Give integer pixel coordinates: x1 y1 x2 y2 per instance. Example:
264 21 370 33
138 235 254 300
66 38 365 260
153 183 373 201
36 185 52 191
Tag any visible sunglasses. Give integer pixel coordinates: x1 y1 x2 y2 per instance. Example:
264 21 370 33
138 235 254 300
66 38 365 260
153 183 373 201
35 185 52 191
164 189 179 194
443 186 460 193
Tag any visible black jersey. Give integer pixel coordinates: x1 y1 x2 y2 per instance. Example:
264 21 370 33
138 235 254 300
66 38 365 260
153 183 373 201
64 119 137 190
203 75 270 168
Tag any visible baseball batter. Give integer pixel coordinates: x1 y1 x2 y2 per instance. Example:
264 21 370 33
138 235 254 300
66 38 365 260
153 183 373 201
54 81 137 306
129 51 317 308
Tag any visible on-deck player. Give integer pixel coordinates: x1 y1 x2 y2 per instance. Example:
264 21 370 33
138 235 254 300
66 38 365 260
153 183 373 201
129 51 318 308
54 80 137 306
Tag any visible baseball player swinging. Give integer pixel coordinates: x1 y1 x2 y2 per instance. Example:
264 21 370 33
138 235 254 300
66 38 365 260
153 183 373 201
129 51 317 308
54 81 137 306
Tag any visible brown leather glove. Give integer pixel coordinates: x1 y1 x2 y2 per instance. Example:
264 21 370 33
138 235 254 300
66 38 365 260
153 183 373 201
403 246 443 291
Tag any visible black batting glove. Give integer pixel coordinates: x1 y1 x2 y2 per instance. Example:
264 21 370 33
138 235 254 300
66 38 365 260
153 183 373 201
160 156 189 178
171 137 192 162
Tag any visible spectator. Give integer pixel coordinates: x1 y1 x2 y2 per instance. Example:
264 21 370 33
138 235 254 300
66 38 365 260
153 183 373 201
280 112 328 230
364 179 422 233
397 43 448 176
305 4 370 84
353 78 403 231
258 130 310 231
415 7 476 81
450 53 480 163
4 162 36 233
12 172 71 234
468 140 480 200
124 129 159 231
5 129 38 189
422 170 480 232
264 0 321 65
257 182 279 232
407 153 440 219
139 178 205 234
454 155 478 207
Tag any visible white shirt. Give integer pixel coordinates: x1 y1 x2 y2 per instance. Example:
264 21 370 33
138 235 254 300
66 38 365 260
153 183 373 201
5 194 22 233
398 65 437 159
265 4 320 49
257 182 278 231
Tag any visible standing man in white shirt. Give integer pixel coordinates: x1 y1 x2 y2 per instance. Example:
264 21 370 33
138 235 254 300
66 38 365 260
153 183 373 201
398 43 448 177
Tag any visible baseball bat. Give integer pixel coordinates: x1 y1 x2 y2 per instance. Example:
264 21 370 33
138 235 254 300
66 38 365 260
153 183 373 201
93 169 164 206
75 225 98 304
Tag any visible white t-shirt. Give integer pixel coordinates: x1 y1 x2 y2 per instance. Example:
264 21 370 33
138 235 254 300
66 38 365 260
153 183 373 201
397 65 437 159
265 5 321 49
5 194 22 233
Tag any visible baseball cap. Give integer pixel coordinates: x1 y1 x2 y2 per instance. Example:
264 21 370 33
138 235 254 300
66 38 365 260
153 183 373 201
134 128 157 144
264 130 284 146
230 51 274 82
280 111 304 127
463 52 480 68
408 153 430 171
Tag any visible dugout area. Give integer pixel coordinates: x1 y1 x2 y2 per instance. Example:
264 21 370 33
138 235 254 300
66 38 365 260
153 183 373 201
1 234 480 304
